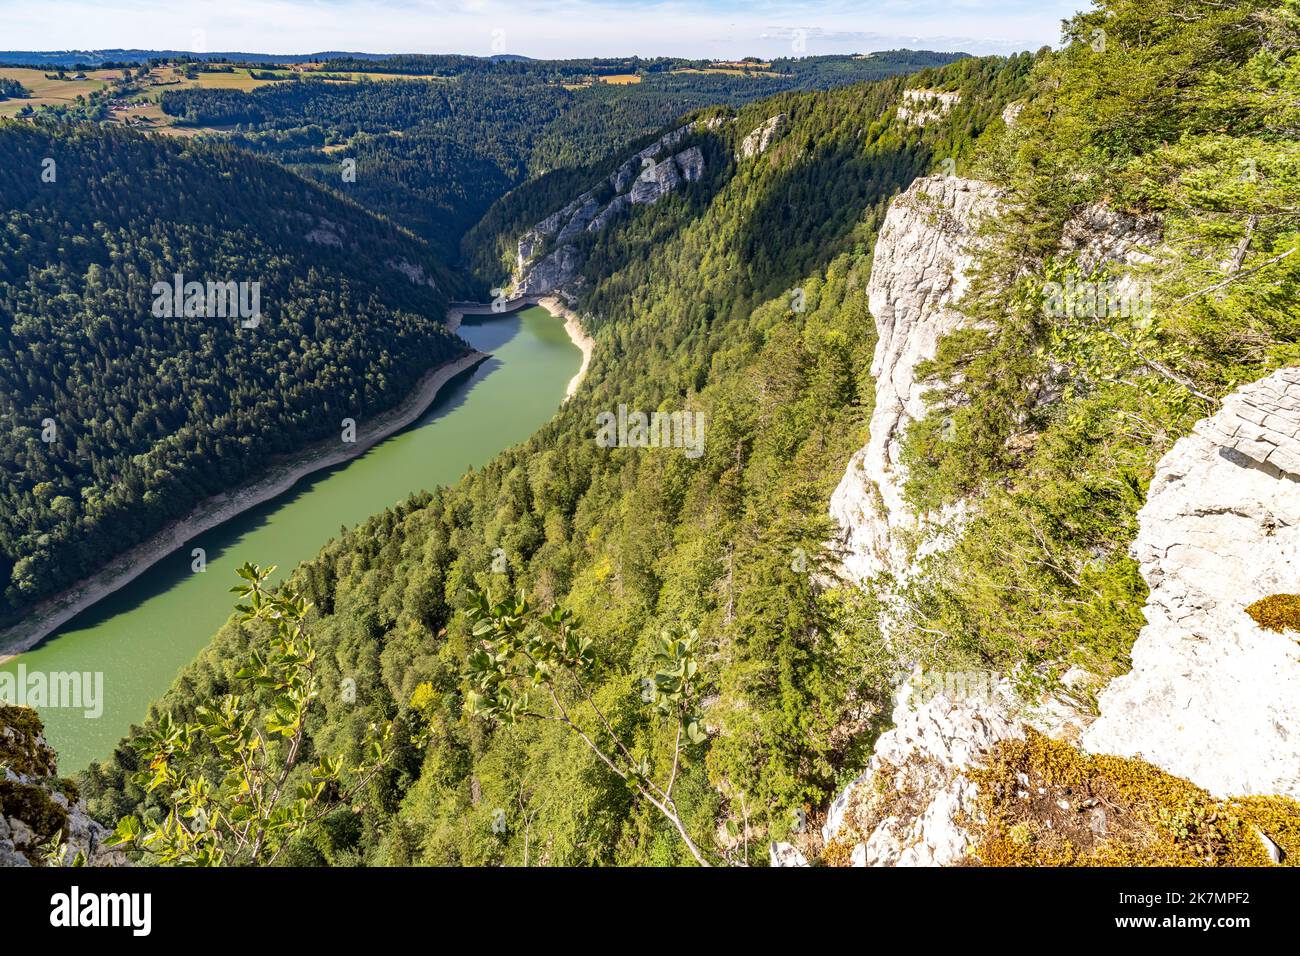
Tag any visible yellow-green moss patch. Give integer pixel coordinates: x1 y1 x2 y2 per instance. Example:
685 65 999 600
966 731 1300 866
1245 594 1300 637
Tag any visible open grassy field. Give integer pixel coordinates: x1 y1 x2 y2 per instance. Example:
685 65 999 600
145 65 286 93
0 68 117 117
598 73 641 85
670 67 776 77
1 61 449 125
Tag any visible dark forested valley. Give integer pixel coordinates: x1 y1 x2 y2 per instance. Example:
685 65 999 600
155 51 966 258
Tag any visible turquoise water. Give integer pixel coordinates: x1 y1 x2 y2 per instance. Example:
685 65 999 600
0 307 578 771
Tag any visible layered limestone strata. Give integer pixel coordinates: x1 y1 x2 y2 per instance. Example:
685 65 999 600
511 127 708 296
1083 367 1300 799
897 89 962 127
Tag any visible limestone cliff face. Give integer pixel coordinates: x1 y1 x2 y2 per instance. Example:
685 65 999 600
792 368 1300 867
805 163 1300 866
0 705 125 867
737 114 786 159
828 175 1003 584
1083 367 1300 799
897 89 962 127
510 126 709 297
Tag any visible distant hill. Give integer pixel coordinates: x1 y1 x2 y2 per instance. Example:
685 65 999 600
0 50 388 68
0 49 968 73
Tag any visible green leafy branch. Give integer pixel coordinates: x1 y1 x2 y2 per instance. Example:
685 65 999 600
110 563 395 866
462 589 714 866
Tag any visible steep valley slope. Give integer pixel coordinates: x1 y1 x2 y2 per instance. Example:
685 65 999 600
0 123 468 634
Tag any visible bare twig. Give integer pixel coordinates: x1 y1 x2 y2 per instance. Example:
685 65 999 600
1175 247 1295 303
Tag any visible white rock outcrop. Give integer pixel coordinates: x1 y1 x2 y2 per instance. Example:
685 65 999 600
768 841 810 867
738 114 786 159
1084 367 1300 800
510 130 708 297
829 175 1003 583
897 89 962 127
1 707 127 867
818 695 1023 866
608 124 691 194
387 258 438 289
1060 203 1159 278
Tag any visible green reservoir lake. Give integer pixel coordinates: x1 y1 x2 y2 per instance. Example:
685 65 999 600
1 307 580 772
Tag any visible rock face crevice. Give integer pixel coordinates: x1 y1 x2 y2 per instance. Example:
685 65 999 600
1083 367 1300 799
897 89 962 127
828 175 1003 584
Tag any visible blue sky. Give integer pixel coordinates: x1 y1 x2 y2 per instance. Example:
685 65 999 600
0 0 1086 58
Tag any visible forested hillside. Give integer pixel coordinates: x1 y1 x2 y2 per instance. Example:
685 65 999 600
157 52 965 259
0 122 467 627
82 53 1032 864
460 52 1033 292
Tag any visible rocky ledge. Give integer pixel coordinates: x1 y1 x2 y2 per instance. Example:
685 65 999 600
897 89 962 127
510 125 709 297
1083 367 1300 799
828 175 1003 585
787 368 1300 867
0 705 125 867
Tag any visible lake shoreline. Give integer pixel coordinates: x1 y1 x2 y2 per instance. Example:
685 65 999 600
447 294 594 400
0 346 490 663
0 297 595 663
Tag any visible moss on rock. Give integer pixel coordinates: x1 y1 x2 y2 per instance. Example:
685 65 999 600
965 731 1300 866
0 704 58 777
0 780 69 846
1245 594 1300 637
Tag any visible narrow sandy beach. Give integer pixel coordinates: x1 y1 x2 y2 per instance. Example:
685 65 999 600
1 297 597 662
0 347 487 661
